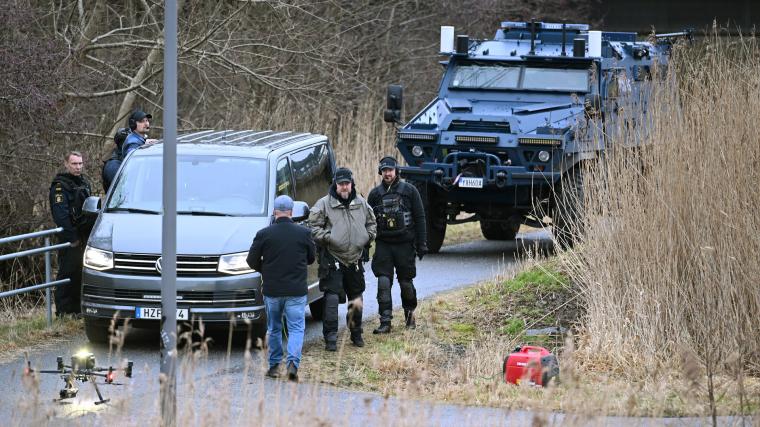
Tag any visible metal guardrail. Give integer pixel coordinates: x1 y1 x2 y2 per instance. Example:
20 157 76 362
0 227 71 327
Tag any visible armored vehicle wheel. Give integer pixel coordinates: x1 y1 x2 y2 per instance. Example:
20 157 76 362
480 220 520 240
309 299 325 321
84 317 110 344
553 167 585 248
414 181 447 253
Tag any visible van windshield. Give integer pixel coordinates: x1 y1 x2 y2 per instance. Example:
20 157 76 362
106 155 268 216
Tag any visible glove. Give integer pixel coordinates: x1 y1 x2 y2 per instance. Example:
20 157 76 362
416 245 428 261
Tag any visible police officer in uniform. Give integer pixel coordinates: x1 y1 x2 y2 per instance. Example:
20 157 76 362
49 151 93 316
368 156 427 333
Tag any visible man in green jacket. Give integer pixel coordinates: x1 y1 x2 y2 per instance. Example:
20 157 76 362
309 167 377 351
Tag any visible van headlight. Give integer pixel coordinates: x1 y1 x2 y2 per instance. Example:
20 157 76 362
218 251 254 275
83 246 114 271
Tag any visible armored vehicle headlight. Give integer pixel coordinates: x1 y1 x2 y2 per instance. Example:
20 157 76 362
399 133 437 141
538 151 551 162
518 137 562 146
218 251 254 275
84 246 113 271
411 145 424 157
455 135 498 144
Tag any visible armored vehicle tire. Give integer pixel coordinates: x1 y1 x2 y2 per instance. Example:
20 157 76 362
84 317 111 344
480 220 520 240
309 299 325 321
553 167 585 249
427 222 446 254
413 181 447 253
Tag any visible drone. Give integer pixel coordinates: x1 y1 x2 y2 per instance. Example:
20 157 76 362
24 350 133 405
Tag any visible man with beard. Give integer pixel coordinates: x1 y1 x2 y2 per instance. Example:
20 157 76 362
309 167 376 351
367 156 427 333
122 109 158 159
49 151 93 316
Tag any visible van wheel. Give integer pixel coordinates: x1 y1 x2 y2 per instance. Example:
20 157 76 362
480 220 520 240
84 317 110 344
309 299 325 321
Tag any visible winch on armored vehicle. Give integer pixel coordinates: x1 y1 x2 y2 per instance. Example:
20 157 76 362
383 21 683 251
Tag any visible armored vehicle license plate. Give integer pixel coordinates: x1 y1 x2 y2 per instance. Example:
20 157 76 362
458 177 483 188
135 307 188 320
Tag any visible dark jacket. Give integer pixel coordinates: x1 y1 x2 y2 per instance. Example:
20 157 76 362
246 217 316 297
367 177 426 246
122 132 146 159
49 173 93 243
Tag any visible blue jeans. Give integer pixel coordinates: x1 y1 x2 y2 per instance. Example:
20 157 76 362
264 294 307 369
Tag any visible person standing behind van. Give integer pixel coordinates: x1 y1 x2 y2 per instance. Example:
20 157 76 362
309 167 376 351
246 195 316 381
101 127 129 192
122 109 158 159
49 151 92 316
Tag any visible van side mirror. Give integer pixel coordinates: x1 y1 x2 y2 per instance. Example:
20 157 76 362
292 201 310 222
82 196 101 216
383 84 404 123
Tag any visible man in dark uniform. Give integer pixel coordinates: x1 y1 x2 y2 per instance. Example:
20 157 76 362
368 156 427 333
49 151 93 316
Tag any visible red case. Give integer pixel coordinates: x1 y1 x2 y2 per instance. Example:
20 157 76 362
503 345 557 386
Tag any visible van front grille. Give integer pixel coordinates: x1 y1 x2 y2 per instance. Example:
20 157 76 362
83 285 257 307
112 253 220 277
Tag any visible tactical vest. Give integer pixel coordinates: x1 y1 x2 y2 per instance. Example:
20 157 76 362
374 191 413 237
52 174 92 229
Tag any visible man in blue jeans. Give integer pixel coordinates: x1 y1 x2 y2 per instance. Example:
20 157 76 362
247 195 315 381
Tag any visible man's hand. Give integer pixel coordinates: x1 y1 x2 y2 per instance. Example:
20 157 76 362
146 138 160 145
362 244 371 263
70 240 81 248
416 244 428 261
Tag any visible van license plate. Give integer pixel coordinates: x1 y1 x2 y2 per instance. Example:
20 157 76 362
459 177 483 188
135 307 188 320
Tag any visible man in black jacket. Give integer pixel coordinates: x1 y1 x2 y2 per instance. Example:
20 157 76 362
246 195 316 381
49 151 93 316
368 156 427 333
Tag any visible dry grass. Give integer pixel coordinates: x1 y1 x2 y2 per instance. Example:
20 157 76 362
0 309 81 362
296 259 760 418
563 32 760 378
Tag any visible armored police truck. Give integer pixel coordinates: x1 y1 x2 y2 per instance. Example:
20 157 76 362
384 21 679 250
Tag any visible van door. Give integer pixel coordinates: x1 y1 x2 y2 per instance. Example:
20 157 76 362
289 142 333 207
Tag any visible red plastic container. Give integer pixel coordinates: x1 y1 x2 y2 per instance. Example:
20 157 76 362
503 345 559 386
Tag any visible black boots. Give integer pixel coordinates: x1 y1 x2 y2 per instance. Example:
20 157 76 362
405 310 416 329
373 322 392 334
266 365 279 378
287 362 298 382
325 341 337 352
350 332 365 347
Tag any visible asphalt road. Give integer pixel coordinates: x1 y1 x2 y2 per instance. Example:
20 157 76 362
0 230 584 426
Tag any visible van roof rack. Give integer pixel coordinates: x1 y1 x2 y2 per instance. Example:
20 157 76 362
174 130 319 150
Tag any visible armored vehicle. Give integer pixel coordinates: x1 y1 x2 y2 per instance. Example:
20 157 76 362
384 21 680 250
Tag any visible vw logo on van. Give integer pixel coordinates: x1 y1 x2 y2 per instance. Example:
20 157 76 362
155 257 162 274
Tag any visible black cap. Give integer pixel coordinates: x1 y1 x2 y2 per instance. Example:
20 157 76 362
130 110 152 122
334 167 353 184
378 156 398 174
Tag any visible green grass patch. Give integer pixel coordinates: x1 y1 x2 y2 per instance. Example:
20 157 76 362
0 310 82 361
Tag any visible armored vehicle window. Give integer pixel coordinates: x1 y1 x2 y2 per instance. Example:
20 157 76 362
522 68 589 92
450 64 520 90
275 157 294 197
290 144 330 207
107 155 267 216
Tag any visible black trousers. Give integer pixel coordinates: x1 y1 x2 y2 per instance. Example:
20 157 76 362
55 245 84 315
371 240 418 322
320 262 365 343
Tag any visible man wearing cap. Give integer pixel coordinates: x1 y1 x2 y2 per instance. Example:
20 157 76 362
367 156 427 333
309 167 376 351
122 109 158 159
246 195 316 381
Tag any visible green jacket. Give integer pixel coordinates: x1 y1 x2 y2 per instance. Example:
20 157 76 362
309 190 376 266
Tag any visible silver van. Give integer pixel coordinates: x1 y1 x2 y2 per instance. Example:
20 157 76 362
80 130 334 343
